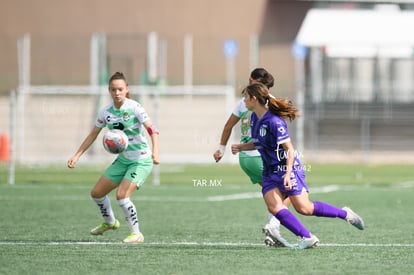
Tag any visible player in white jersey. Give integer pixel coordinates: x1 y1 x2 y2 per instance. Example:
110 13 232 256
68 72 160 243
213 68 292 247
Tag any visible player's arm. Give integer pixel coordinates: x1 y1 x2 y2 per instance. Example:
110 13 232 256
214 114 240 162
144 120 160 165
230 141 255 155
67 126 102 169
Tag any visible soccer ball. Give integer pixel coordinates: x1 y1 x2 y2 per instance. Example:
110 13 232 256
102 129 129 154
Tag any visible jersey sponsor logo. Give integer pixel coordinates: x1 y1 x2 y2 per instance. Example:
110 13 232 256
106 115 126 123
106 115 126 130
112 122 125 130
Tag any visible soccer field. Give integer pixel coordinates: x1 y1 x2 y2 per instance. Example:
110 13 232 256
1 163 414 274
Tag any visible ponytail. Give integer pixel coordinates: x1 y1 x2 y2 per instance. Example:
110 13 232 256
243 82 300 121
268 97 299 121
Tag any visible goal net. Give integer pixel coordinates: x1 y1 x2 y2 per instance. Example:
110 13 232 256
11 85 237 167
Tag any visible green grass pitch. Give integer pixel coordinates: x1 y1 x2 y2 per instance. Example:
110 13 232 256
0 163 414 274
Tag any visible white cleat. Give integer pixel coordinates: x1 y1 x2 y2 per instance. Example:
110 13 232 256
262 223 293 248
343 207 365 230
293 234 319 250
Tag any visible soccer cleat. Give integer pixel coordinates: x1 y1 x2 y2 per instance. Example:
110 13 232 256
343 207 365 230
262 223 293 248
90 219 120 235
123 232 145 243
293 234 319 250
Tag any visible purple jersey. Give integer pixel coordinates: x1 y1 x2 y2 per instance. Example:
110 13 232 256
251 111 302 181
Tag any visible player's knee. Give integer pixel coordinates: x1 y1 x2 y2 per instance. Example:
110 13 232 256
267 206 275 215
115 190 128 200
90 189 102 199
294 205 314 216
267 204 281 215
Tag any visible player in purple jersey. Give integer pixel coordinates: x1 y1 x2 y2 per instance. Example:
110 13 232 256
231 83 365 250
214 68 292 247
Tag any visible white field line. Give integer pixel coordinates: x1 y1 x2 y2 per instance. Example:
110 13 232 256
207 185 342 201
0 183 413 202
0 241 413 248
23 185 325 202
207 192 261 201
207 182 414 201
0 195 206 202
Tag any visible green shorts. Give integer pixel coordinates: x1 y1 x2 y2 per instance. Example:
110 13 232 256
238 154 263 184
103 155 153 189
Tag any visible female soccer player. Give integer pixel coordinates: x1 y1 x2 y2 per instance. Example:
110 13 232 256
231 83 364 249
67 72 160 243
213 68 291 247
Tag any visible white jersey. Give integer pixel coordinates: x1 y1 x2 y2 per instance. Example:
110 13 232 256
96 98 151 161
232 99 261 157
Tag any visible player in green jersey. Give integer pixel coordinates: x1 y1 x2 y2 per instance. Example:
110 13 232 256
68 72 160 243
214 68 292 247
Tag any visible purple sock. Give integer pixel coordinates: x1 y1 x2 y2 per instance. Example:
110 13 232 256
313 201 347 219
276 209 311 238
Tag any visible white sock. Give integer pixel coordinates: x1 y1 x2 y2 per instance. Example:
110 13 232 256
268 213 281 229
93 196 116 225
118 198 140 234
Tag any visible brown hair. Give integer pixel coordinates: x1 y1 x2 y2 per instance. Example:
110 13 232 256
250 68 274 89
243 82 299 121
108 71 131 99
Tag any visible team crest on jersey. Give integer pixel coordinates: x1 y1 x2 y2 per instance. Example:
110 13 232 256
259 126 267 137
123 111 130 121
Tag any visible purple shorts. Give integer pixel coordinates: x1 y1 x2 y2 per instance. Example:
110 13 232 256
261 169 309 196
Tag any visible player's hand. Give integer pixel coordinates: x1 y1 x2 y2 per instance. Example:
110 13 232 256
67 156 78 169
283 173 292 190
152 154 160 165
231 144 240 155
213 149 222 162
